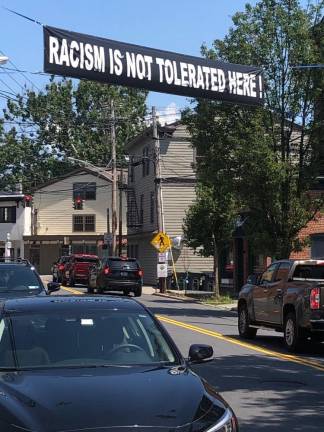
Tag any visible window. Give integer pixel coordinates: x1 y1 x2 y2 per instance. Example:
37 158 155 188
0 207 16 223
142 147 150 177
129 157 135 183
150 191 155 224
140 194 144 224
274 262 291 282
146 147 150 176
260 263 278 284
73 215 95 232
142 148 146 177
73 183 96 201
311 235 324 259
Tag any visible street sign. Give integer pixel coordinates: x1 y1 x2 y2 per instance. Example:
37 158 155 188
158 252 168 263
104 233 113 245
151 232 171 253
157 263 168 278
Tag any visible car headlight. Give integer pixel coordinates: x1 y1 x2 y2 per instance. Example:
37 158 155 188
205 409 238 431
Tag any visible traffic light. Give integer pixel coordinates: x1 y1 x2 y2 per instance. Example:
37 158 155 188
73 196 83 210
23 194 33 207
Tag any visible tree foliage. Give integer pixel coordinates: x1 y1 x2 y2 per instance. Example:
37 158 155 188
1 78 147 191
184 0 324 259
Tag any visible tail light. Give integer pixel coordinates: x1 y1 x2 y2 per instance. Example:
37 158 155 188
137 269 143 278
310 287 320 310
104 266 111 275
58 264 65 271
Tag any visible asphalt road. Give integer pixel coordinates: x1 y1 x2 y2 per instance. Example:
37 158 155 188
57 284 324 432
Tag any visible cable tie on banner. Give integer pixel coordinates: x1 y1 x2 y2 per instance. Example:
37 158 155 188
3 6 44 26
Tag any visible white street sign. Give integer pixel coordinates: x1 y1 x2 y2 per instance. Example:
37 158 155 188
157 263 168 278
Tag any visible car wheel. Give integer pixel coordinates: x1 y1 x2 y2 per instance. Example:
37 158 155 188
69 277 75 287
87 284 94 294
53 275 58 282
134 286 142 297
284 312 301 352
238 303 257 339
62 277 67 286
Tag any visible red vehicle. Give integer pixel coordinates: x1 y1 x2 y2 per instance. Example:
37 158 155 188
63 254 99 287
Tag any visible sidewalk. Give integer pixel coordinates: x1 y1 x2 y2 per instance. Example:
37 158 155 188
149 288 237 312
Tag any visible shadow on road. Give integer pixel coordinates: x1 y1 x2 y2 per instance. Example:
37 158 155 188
146 298 237 319
192 354 324 431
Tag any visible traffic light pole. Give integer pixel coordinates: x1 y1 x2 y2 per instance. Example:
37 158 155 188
111 99 117 256
152 106 166 293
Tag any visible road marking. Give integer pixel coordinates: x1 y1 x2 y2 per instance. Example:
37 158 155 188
56 288 324 373
157 315 324 373
60 286 84 295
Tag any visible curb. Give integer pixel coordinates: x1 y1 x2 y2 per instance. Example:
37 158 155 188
153 292 238 313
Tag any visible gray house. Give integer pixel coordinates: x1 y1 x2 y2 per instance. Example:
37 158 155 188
125 122 213 286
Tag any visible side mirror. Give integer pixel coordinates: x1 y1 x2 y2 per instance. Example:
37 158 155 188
47 282 61 294
188 344 213 363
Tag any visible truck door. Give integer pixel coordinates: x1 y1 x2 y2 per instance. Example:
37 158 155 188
266 262 291 325
253 263 278 322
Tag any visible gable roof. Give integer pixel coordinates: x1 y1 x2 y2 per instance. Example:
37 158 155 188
32 167 113 192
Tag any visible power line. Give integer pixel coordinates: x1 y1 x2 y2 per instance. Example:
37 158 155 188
0 50 41 92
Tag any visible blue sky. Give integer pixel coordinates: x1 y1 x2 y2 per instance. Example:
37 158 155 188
0 0 310 118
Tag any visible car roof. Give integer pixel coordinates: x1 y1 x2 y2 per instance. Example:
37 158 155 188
1 295 145 314
72 254 99 258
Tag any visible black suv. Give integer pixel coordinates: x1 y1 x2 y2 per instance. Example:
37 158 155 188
88 257 143 297
0 258 60 299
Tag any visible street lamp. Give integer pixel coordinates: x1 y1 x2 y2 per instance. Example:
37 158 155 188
0 56 9 65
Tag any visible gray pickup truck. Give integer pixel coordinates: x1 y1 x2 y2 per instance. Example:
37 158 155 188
238 259 324 351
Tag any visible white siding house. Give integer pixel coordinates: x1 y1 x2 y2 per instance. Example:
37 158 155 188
24 168 127 274
126 123 213 286
0 192 31 259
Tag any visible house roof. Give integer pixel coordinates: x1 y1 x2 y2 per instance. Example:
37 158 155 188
31 166 113 192
125 121 180 151
0 191 24 202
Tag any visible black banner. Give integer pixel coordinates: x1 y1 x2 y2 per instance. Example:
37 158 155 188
44 26 264 106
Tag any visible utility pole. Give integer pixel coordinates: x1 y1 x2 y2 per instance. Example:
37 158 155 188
118 164 123 256
152 106 166 293
111 99 117 256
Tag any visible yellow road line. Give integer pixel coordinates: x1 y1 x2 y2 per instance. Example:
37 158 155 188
157 315 324 373
60 286 84 295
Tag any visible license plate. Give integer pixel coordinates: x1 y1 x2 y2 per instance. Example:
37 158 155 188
120 272 128 277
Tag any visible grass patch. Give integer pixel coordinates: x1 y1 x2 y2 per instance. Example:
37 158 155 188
200 294 234 306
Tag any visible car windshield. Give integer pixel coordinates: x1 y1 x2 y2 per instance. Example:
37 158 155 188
0 309 178 369
75 257 99 263
0 265 42 293
108 259 139 270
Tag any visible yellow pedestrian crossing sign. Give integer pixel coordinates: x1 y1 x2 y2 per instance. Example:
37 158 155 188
151 232 171 253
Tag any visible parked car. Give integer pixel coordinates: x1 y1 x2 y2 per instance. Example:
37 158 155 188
0 295 239 431
88 256 143 296
0 257 60 299
63 254 99 286
52 255 70 282
238 259 324 351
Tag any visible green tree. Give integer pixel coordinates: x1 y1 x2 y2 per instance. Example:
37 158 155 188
183 183 237 297
184 0 323 259
1 79 147 191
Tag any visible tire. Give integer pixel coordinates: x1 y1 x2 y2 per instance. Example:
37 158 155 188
87 284 94 294
284 312 301 352
52 275 58 283
134 286 142 297
123 289 130 296
69 277 75 287
238 303 257 339
62 277 67 286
